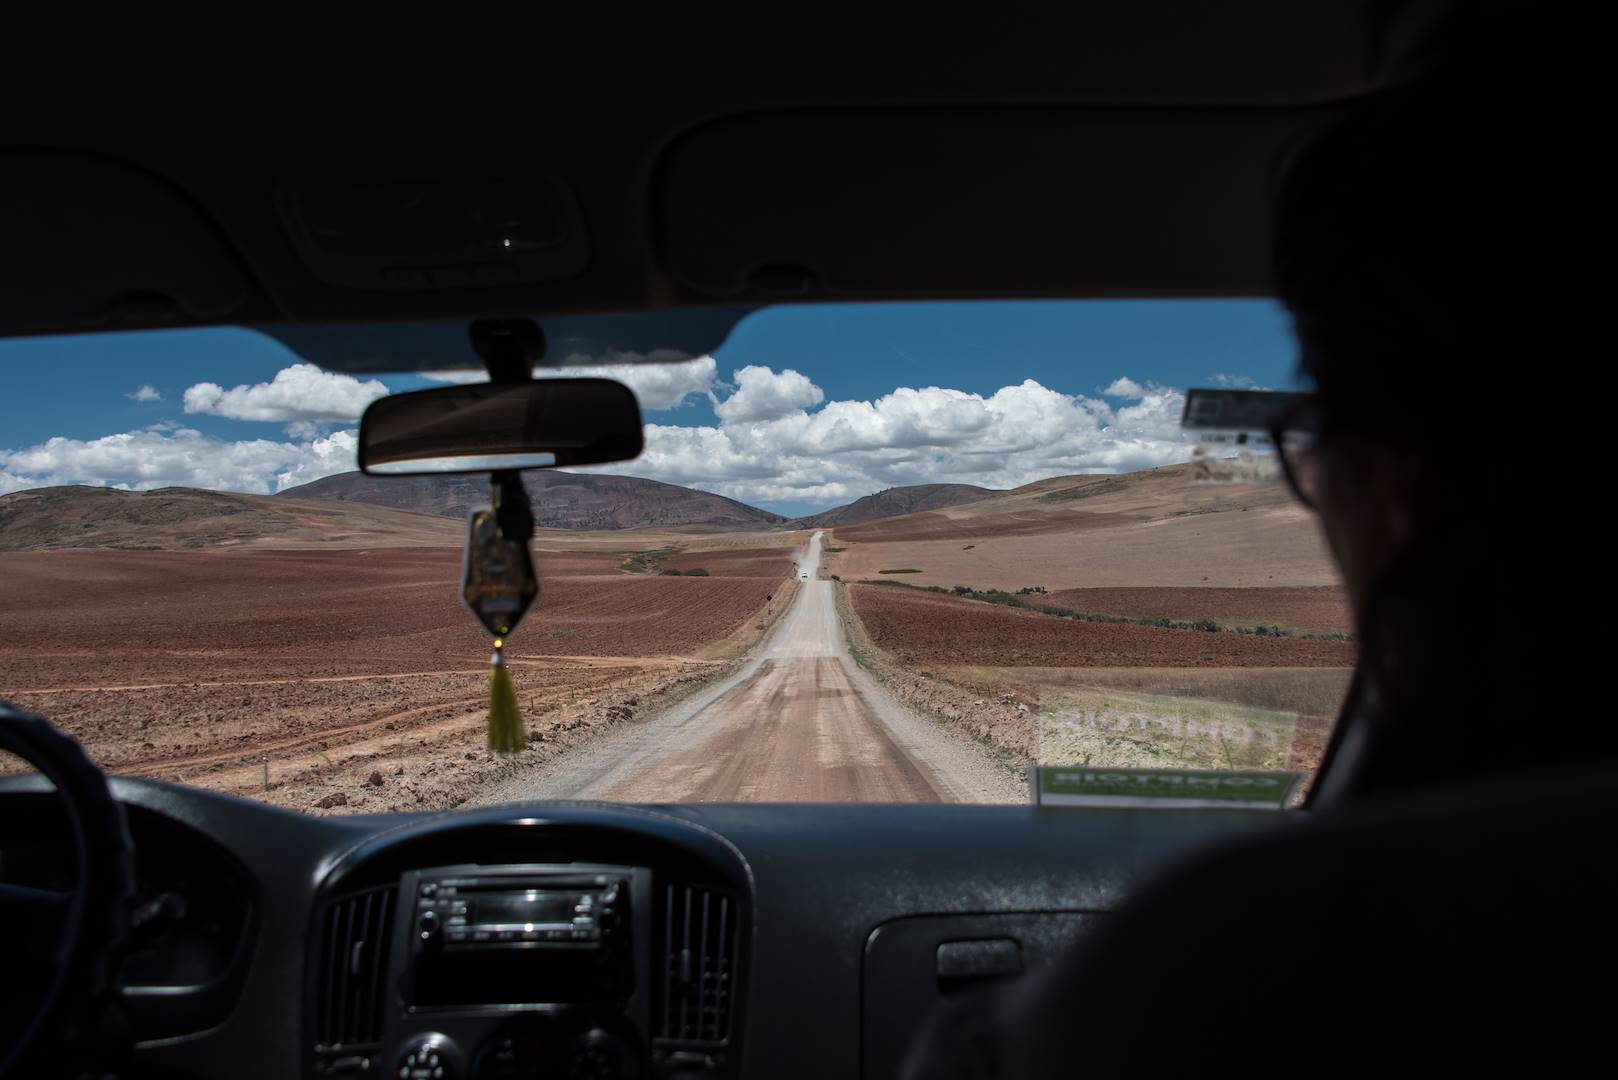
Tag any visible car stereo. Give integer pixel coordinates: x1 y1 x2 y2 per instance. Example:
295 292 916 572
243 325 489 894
404 867 637 1008
415 873 624 948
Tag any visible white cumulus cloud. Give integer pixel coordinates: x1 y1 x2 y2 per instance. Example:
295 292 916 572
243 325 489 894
589 370 1195 507
0 427 358 495
547 354 717 411
7 361 1200 511
126 385 163 403
712 365 824 423
421 352 717 412
182 363 389 423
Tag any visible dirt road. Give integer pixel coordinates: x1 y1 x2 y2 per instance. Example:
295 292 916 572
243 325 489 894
480 533 1021 804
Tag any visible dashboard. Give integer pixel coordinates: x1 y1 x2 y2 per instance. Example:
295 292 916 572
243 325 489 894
0 776 1285 1079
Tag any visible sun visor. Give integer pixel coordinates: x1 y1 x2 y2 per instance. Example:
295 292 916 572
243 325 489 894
0 152 251 334
658 110 1305 298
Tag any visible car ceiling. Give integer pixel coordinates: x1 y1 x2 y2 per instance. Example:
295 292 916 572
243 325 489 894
0 3 1458 343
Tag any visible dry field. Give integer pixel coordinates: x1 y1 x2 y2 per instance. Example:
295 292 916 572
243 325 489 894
848 585 1355 668
662 548 796 578
0 541 795 813
824 464 1338 591
3 461 1357 806
531 527 809 555
840 585 1351 795
827 465 1357 793
1041 586 1352 633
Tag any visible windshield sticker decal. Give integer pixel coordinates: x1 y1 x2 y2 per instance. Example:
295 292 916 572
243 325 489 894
1029 765 1301 809
1040 693 1301 776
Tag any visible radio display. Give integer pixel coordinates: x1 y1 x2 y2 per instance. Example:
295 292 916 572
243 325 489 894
472 891 577 926
409 873 632 1007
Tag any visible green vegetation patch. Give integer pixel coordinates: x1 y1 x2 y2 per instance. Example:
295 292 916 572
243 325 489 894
618 545 683 574
823 545 847 553
877 568 923 574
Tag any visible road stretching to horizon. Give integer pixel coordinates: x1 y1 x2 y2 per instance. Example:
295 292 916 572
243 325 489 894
480 531 1017 804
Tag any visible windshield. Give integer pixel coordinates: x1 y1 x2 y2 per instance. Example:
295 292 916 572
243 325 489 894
0 300 1353 812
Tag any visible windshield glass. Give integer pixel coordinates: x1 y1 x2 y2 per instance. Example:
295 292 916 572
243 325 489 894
0 300 1353 812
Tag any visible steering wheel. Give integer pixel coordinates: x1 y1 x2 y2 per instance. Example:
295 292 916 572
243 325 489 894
0 703 134 1077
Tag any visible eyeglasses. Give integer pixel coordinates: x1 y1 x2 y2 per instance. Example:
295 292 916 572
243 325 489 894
1269 398 1322 510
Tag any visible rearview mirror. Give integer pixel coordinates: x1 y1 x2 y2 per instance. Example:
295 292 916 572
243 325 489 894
358 378 644 475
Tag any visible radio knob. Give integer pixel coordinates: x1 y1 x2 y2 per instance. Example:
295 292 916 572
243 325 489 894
397 1033 460 1080
420 911 439 936
564 1027 639 1080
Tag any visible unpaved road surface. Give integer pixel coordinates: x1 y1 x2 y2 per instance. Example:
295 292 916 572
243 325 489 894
480 533 1022 804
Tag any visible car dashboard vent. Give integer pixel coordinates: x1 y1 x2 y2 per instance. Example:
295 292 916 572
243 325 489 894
660 883 739 1043
315 885 395 1051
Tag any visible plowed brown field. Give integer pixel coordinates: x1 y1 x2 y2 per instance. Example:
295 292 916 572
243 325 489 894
0 547 788 813
1041 586 1353 633
834 508 1125 543
663 548 797 578
848 584 1356 668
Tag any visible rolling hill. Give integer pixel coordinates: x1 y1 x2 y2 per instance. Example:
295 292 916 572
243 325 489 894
0 486 462 551
821 462 1340 590
828 463 1294 543
786 483 1000 529
278 471 785 531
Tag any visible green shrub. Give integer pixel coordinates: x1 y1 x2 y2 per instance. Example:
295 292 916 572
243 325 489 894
683 568 709 577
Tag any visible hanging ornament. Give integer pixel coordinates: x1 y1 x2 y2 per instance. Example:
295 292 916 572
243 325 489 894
462 472 539 754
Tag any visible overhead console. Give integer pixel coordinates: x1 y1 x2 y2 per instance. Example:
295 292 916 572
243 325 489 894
305 812 750 1080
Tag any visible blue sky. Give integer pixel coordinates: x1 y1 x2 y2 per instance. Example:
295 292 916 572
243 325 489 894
0 300 1299 516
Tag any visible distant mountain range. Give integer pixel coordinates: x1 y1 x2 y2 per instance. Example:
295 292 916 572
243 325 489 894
0 472 1012 551
279 471 785 531
0 486 461 551
785 484 1000 529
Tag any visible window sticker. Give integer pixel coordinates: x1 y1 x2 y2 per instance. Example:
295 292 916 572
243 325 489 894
1029 765 1301 809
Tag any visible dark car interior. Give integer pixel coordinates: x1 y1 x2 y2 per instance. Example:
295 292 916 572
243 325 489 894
3 4 1607 1078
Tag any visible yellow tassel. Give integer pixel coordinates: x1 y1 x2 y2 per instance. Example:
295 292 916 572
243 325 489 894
487 642 524 754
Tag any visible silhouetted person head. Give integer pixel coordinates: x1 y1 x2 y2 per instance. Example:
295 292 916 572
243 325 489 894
1270 16 1556 791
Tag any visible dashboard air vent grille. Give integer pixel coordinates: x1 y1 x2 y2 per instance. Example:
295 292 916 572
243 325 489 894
660 883 738 1043
316 885 395 1050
